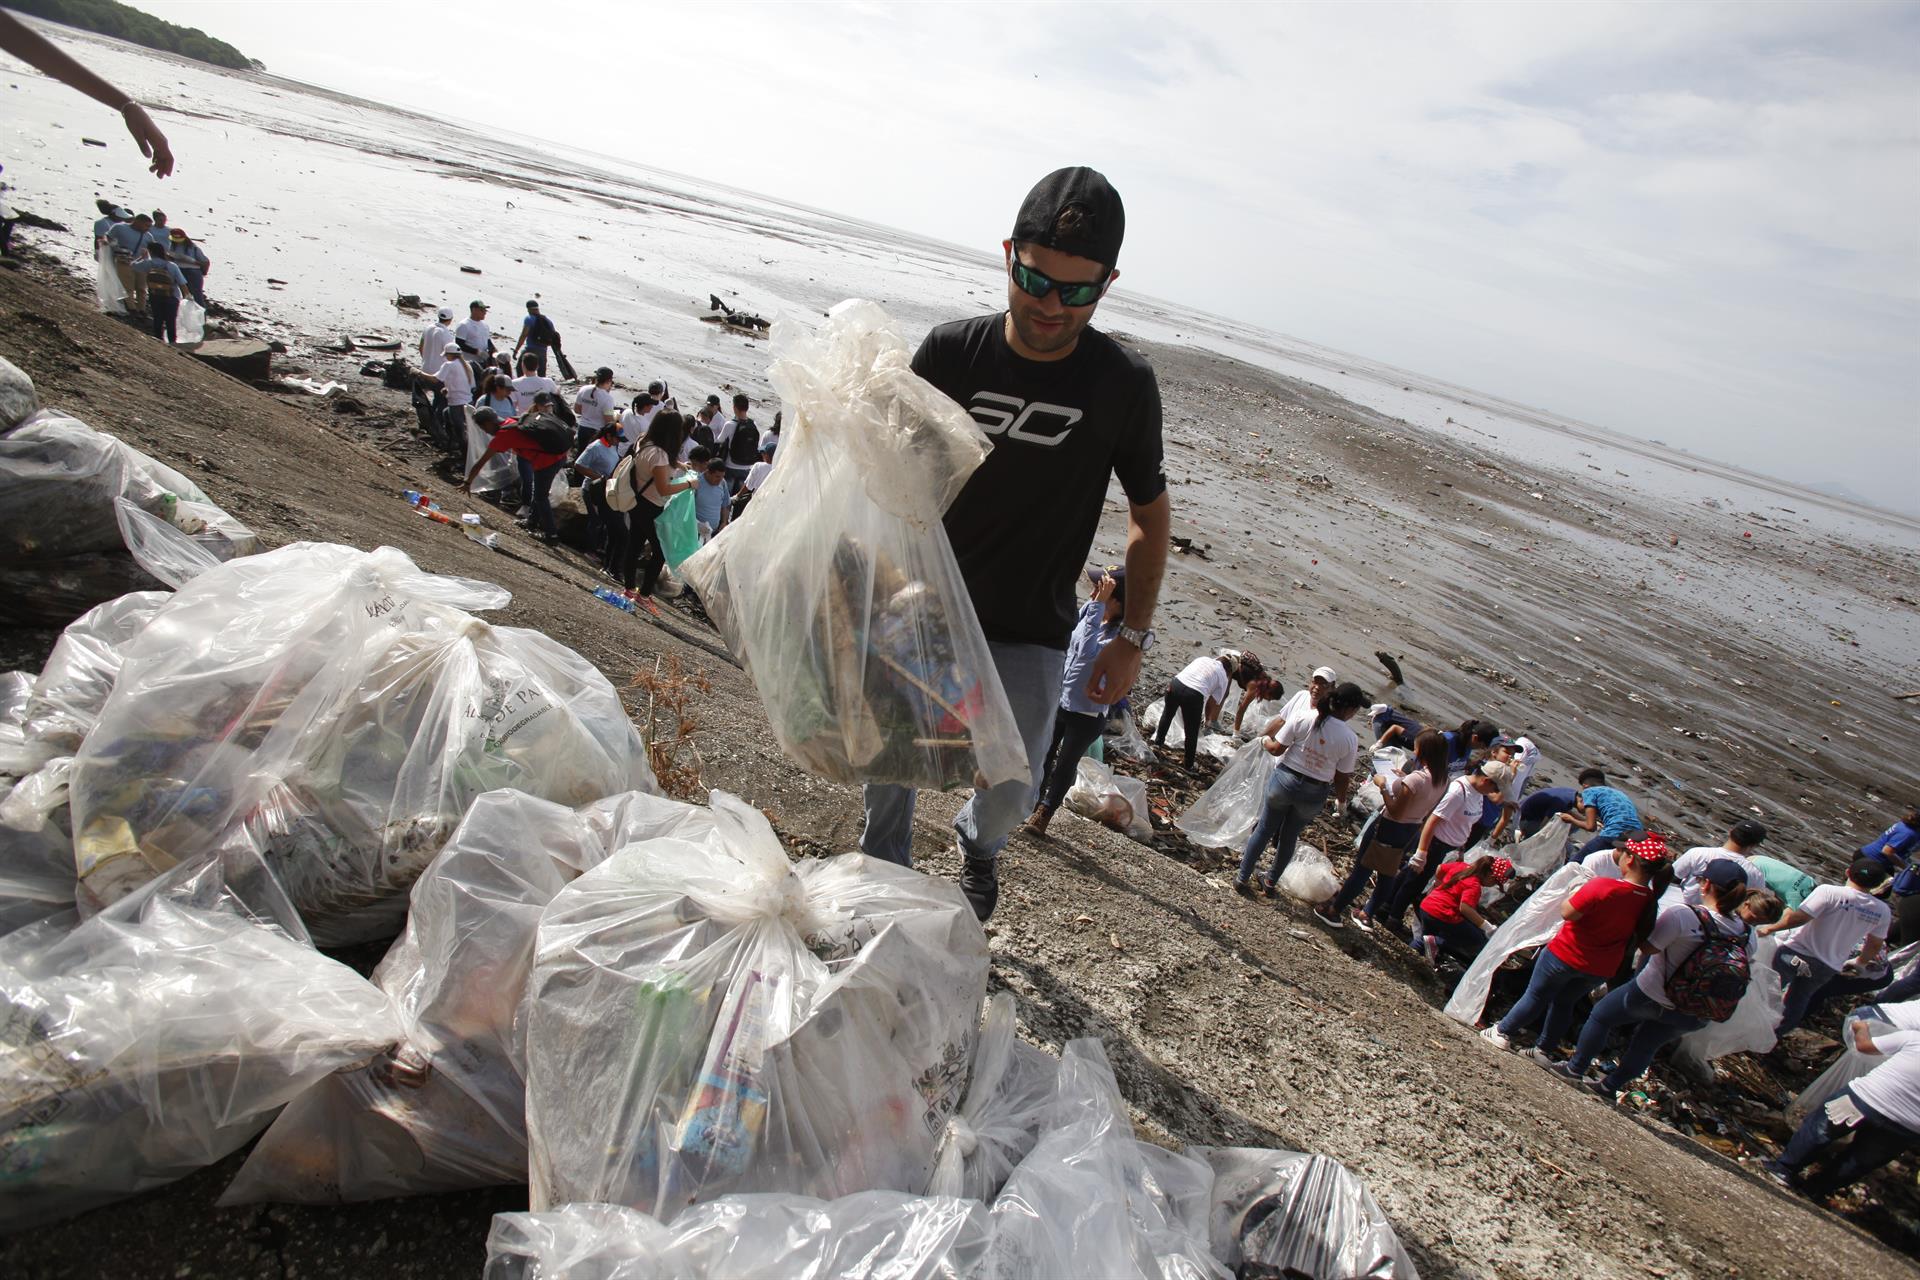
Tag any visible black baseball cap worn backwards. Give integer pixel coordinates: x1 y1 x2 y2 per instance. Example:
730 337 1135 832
1012 166 1125 270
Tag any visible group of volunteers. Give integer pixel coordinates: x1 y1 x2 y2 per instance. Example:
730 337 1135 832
88 199 213 343
410 298 779 615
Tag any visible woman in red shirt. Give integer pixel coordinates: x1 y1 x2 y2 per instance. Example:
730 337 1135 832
459 397 571 541
1479 833 1667 1063
1414 855 1513 966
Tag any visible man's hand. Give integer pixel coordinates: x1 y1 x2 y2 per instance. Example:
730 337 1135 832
1083 638 1141 706
122 103 172 177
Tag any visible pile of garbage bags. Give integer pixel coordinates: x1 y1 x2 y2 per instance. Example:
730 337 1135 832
680 300 1026 792
0 357 257 627
1066 756 1155 843
1139 699 1239 765
0 850 398 1228
489 1037 1416 1280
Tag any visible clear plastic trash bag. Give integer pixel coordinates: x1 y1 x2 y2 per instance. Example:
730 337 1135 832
1445 864 1590 1026
0 670 53 779
1194 1146 1418 1280
1350 779 1384 815
0 849 399 1229
0 758 76 937
1677 933 1785 1064
1237 698 1288 741
1107 710 1153 762
1065 757 1154 843
524 790 989 1215
70 542 654 943
0 355 40 433
1176 740 1275 851
467 410 518 495
1787 1015 1899 1126
92 241 127 314
679 300 1025 791
927 991 1061 1202
1504 819 1571 880
222 788 714 1204
987 1038 1227 1279
176 297 207 345
1278 844 1339 905
22 590 169 753
485 1192 993 1280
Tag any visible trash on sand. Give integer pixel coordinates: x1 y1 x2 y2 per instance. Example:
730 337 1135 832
1066 757 1155 843
282 376 347 398
1197 1146 1418 1279
523 791 987 1215
0 850 399 1230
1278 844 1340 905
680 301 1025 790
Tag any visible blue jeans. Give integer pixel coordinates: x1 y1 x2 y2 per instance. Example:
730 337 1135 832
1330 816 1418 916
1381 840 1461 927
1237 766 1330 887
1498 947 1605 1049
1878 958 1920 1006
1566 980 1705 1091
1777 1090 1920 1195
1772 948 1838 1037
1414 908 1486 962
179 266 207 306
860 642 1066 868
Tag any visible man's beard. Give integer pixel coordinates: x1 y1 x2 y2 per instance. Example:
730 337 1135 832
1007 304 1085 354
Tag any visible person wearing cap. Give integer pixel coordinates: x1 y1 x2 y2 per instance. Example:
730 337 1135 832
571 420 624 560
455 300 493 364
416 347 477 438
164 227 210 306
690 398 723 453
1412 854 1513 967
1560 767 1643 859
1022 569 1128 840
858 166 1169 922
1276 667 1337 723
104 211 163 308
512 300 563 378
1555 858 1776 1097
1761 857 1894 1036
1465 735 1522 848
1766 1015 1920 1197
573 368 619 450
421 307 458 371
1482 835 1666 1064
1380 760 1511 930
1668 822 1768 909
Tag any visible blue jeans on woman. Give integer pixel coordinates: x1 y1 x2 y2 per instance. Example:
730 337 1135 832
1238 765 1331 889
1497 947 1605 1050
1772 947 1839 1037
1565 980 1705 1092
1380 839 1461 928
1330 816 1419 916
1774 1089 1920 1195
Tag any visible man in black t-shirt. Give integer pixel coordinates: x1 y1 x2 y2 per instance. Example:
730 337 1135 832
862 166 1171 921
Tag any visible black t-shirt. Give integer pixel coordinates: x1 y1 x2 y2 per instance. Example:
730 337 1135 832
913 313 1165 649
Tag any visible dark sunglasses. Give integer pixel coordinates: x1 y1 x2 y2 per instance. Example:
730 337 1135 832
1009 257 1109 307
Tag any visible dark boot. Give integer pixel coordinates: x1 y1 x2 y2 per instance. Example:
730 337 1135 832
1019 806 1054 839
959 855 999 922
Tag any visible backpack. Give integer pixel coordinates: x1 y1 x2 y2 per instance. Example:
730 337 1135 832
606 454 638 512
517 412 573 455
726 418 760 466
530 314 561 348
1664 909 1751 1022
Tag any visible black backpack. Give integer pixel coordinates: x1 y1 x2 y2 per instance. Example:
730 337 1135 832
530 314 561 348
517 412 574 455
727 418 760 466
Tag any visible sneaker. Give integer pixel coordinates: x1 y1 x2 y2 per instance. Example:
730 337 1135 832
1547 1061 1587 1086
1312 904 1344 930
958 856 998 922
1350 912 1374 933
1259 880 1277 899
1478 1025 1512 1052
1233 879 1255 899
1583 1078 1618 1101
1761 1161 1796 1189
515 504 533 519
1525 1047 1558 1069
634 595 661 617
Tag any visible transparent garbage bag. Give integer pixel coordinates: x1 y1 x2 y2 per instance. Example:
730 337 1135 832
524 790 989 1215
0 758 76 937
1236 698 1288 741
1787 1015 1899 1125
1065 757 1154 843
1677 933 1785 1064
0 849 399 1229
0 355 39 434
92 241 127 314
21 590 169 753
1194 1146 1417 1280
0 670 52 779
1504 819 1571 880
1278 844 1339 905
927 991 1062 1202
485 1192 993 1280
1350 779 1384 815
1176 740 1275 851
1107 710 1153 762
71 542 651 943
176 297 207 345
468 410 518 494
679 300 1025 791
1445 864 1590 1026
987 1038 1226 1279
222 788 713 1204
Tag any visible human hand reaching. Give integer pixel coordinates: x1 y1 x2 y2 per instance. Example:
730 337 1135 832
121 103 173 177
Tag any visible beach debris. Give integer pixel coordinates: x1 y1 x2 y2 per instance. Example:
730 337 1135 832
1374 650 1405 684
460 265 482 274
81 136 106 147
705 292 771 331
1170 534 1211 558
188 337 273 382
393 293 424 311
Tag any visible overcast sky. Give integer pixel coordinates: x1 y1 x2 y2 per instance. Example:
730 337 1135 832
135 0 1919 511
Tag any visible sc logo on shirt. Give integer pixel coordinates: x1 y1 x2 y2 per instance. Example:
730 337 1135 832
968 393 1082 446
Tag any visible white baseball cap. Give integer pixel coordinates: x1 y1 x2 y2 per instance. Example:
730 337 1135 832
437 307 454 321
1312 666 1336 682
1368 703 1389 718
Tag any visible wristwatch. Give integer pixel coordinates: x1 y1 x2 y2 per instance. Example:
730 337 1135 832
1115 625 1155 652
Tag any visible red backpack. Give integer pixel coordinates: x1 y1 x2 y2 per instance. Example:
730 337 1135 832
1664 909 1751 1022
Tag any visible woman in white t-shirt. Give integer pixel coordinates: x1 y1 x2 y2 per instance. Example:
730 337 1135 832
1556 860 1782 1097
1234 682 1367 897
1155 651 1247 771
1769 1018 1920 1195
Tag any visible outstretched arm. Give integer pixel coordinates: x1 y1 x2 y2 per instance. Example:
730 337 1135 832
0 11 173 176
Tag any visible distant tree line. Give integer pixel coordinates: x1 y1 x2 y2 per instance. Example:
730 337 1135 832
8 0 259 71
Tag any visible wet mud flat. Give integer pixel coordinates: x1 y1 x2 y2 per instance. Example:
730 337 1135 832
2 264 1915 1278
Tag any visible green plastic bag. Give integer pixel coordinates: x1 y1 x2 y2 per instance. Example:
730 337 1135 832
659 476 700 569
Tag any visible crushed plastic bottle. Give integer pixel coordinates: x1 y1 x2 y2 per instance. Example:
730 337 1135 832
466 530 501 550
593 586 637 614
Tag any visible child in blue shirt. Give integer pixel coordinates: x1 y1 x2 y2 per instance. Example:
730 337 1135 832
691 456 732 542
1021 568 1126 839
1562 767 1643 857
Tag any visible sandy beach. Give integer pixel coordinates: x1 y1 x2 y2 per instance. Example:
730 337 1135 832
1 21 1918 1280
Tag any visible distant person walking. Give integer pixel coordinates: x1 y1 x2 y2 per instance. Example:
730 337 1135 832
135 243 189 343
511 300 571 378
455 300 493 365
421 307 457 370
104 211 161 308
